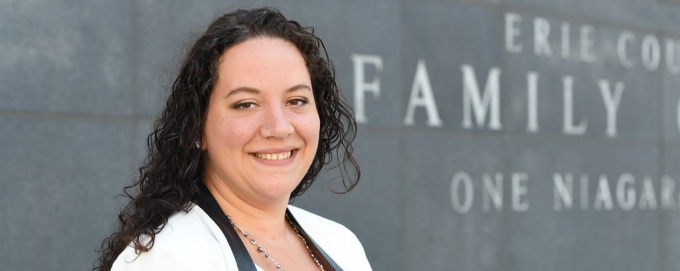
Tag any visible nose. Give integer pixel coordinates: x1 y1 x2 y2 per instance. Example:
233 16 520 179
260 105 294 139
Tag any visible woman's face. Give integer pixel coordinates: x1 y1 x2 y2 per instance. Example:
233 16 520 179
202 37 320 204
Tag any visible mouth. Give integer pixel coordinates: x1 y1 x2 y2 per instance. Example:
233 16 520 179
252 150 294 161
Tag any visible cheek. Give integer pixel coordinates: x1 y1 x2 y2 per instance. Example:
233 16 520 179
223 119 258 144
307 115 321 148
205 114 257 149
292 113 320 149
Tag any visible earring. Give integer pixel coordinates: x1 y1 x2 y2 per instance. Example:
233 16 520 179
195 141 201 149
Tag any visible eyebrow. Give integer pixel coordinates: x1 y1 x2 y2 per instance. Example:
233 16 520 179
286 84 313 93
225 84 312 98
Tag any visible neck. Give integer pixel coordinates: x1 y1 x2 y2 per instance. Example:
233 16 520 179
203 179 291 237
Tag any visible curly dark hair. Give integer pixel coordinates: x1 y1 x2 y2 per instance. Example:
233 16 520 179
94 7 359 271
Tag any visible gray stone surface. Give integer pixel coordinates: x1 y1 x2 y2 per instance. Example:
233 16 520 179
662 144 680 271
502 21 660 140
403 134 505 271
506 0 659 30
0 117 132 271
2 0 680 270
401 0 502 131
664 58 680 141
0 0 131 115
663 2 680 32
504 138 659 271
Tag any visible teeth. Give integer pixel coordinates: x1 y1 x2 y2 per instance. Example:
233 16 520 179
255 151 292 161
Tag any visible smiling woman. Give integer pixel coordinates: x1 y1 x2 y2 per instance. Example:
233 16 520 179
94 7 371 271
202 38 321 207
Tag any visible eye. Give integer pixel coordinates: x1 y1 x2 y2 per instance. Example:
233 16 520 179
288 98 309 106
233 101 257 110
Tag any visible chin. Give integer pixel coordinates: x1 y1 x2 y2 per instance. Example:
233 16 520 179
254 180 300 200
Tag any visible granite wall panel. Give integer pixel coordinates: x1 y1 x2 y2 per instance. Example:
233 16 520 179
0 117 132 271
663 33 680 142
504 138 660 271
402 134 505 271
662 144 680 271
0 0 131 115
506 0 659 30
501 15 660 140
401 0 503 131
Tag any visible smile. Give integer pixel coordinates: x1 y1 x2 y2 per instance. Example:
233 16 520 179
253 151 293 161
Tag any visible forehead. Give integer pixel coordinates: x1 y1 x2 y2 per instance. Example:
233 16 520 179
215 37 311 91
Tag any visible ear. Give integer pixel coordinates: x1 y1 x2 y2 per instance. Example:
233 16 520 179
201 139 207 150
200 130 208 150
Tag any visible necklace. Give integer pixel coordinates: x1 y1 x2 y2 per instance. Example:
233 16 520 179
226 214 325 271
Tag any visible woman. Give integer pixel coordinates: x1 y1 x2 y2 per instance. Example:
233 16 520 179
94 7 371 271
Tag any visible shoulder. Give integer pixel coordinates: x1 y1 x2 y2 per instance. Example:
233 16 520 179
288 205 372 271
112 205 235 271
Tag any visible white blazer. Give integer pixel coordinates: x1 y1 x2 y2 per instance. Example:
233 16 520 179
112 205 372 271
